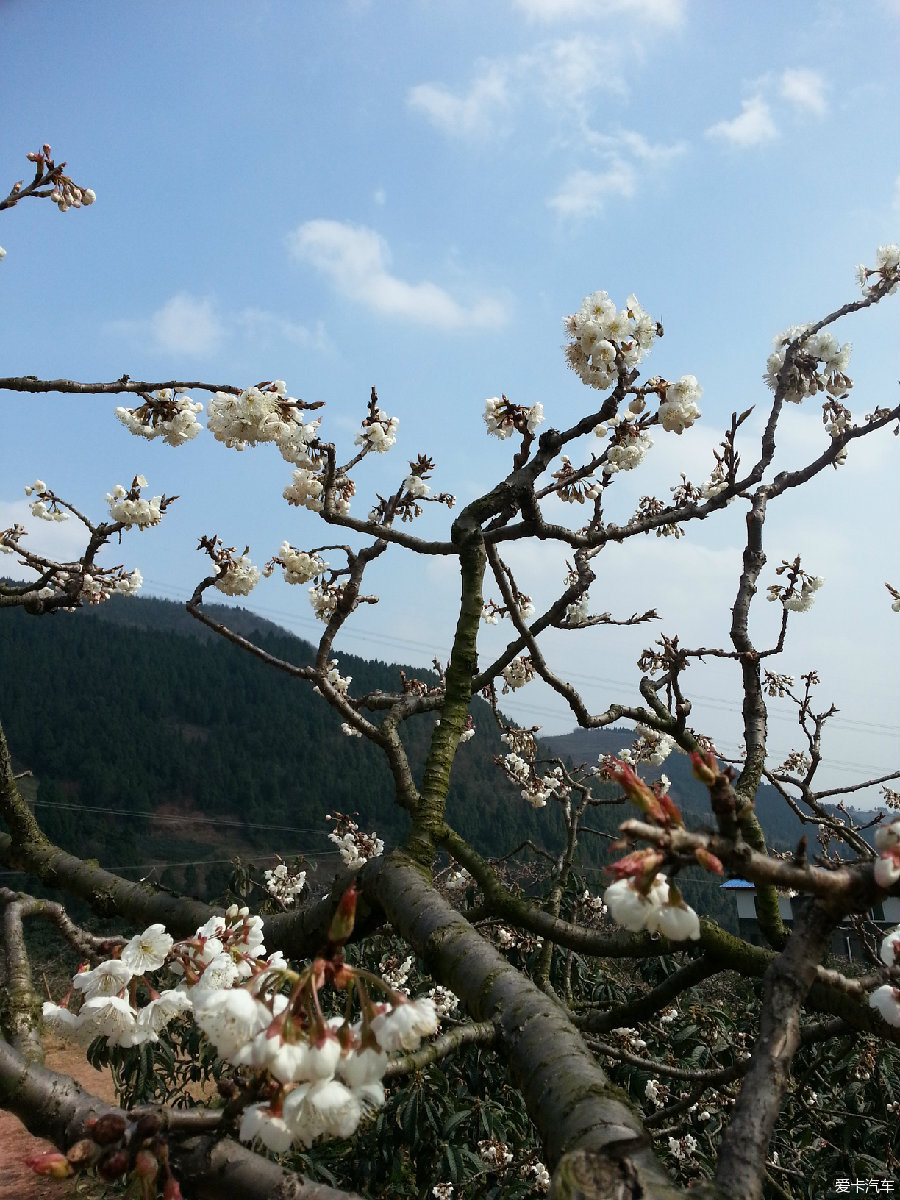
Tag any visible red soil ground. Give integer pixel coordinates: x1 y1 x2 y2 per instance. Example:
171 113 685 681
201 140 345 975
0 1037 118 1200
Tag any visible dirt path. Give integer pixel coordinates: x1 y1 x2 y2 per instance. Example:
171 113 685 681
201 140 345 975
0 1038 118 1200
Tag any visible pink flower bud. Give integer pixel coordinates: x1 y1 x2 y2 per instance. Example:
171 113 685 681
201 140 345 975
690 750 718 786
328 884 359 945
694 847 724 875
163 1170 184 1200
133 1148 159 1182
602 759 669 824
25 1150 74 1178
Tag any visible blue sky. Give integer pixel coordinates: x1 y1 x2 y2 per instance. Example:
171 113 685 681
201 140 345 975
1 0 898 806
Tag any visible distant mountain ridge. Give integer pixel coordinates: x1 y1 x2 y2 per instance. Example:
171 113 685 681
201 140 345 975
539 726 880 856
0 592 874 928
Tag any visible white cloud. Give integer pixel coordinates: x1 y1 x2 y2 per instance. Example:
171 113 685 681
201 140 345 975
108 294 324 358
235 308 327 350
287 220 507 330
706 95 778 147
532 36 627 101
150 293 223 356
408 37 627 141
407 64 510 138
587 128 687 165
512 0 685 25
779 68 828 116
0 499 106 570
547 161 637 218
548 129 684 220
108 292 224 358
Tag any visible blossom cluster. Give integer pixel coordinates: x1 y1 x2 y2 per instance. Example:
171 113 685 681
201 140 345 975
873 820 900 889
481 593 535 625
618 725 676 768
856 244 900 298
275 541 328 586
601 426 654 476
2 516 143 606
115 391 203 447
767 572 824 613
552 456 602 504
326 813 385 868
44 902 443 1153
207 382 321 466
265 861 307 906
24 480 68 522
501 752 568 809
564 594 592 626
63 566 143 605
604 873 701 941
579 889 607 920
321 660 352 696
355 409 399 453
214 553 262 597
764 325 853 406
309 580 346 622
657 375 703 435
501 655 536 692
668 1133 699 1161
483 395 544 440
106 477 163 530
283 467 325 512
564 291 659 391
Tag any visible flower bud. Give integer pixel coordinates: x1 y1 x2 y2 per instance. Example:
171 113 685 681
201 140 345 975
133 1112 161 1142
163 1170 184 1200
694 847 724 875
690 750 718 786
328 883 359 945
133 1148 159 1182
66 1138 99 1168
89 1112 127 1145
25 1150 74 1178
97 1148 131 1179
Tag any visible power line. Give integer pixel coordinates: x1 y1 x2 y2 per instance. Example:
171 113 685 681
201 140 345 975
28 801 335 838
0 849 347 880
142 582 898 742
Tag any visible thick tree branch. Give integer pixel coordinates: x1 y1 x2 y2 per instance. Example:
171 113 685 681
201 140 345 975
714 897 843 1200
364 851 718 1199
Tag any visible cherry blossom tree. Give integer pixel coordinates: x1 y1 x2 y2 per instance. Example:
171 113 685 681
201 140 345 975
2 146 900 1200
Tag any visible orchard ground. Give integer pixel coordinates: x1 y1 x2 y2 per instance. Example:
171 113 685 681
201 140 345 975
1 1036 117 1200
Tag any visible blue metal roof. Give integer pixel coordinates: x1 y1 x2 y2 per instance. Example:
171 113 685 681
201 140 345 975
720 879 754 889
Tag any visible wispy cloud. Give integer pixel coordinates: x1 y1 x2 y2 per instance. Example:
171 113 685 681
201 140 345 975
548 130 684 219
588 128 686 165
287 220 507 330
548 161 636 218
511 0 685 25
706 95 778 147
531 35 628 102
148 293 224 357
108 293 323 358
778 67 828 116
0 499 107 568
235 308 328 350
408 36 627 140
407 63 510 138
707 70 827 150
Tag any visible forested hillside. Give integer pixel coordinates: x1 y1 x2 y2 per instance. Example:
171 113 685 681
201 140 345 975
0 591 833 929
0 594 569 899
